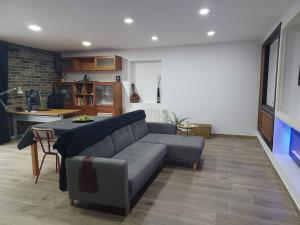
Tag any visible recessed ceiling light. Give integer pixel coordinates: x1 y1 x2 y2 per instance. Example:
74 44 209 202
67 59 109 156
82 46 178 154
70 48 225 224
207 31 215 37
199 8 210 16
124 18 134 24
82 41 92 47
28 24 42 32
151 36 158 41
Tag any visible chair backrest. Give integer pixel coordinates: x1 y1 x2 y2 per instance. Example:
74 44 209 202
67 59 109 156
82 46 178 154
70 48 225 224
47 93 64 109
32 128 56 153
32 128 56 141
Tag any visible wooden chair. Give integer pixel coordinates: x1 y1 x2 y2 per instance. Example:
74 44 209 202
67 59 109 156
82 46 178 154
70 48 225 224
31 128 60 184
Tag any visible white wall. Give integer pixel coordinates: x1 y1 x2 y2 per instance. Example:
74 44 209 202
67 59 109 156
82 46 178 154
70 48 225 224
281 30 300 120
131 61 162 103
62 41 261 135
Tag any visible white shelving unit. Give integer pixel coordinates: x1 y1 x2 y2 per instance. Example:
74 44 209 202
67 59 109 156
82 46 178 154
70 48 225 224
259 9 300 210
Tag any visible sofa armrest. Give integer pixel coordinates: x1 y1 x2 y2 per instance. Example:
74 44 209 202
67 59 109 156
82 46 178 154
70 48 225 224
147 122 177 134
66 156 130 210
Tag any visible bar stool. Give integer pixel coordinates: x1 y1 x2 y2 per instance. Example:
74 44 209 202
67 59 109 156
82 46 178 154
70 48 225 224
31 128 60 184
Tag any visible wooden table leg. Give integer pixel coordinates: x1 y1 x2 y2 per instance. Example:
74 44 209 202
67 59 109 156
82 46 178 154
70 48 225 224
12 116 18 139
31 143 39 176
192 161 198 171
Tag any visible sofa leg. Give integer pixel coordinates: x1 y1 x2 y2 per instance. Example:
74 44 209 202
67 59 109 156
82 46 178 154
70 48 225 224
70 199 74 206
160 163 164 170
192 162 198 171
124 207 130 216
198 158 204 170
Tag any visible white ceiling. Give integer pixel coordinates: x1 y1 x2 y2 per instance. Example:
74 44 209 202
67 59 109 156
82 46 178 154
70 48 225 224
288 12 300 30
0 0 295 52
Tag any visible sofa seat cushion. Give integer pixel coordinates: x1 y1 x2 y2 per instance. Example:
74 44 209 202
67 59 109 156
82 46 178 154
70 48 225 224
79 135 115 158
112 142 167 198
131 119 148 140
138 133 204 162
111 125 135 154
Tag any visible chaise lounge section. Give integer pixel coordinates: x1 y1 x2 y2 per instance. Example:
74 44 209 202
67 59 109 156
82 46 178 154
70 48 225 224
54 110 205 215
138 127 205 170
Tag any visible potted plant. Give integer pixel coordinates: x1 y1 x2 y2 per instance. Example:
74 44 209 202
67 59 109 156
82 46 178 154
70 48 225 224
167 112 189 131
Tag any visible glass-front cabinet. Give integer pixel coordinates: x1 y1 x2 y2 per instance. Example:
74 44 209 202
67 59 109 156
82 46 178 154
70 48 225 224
54 83 74 106
95 57 116 71
60 56 122 72
95 83 114 106
54 81 122 116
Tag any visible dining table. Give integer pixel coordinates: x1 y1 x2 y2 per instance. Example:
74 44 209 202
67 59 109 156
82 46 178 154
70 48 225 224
17 116 110 176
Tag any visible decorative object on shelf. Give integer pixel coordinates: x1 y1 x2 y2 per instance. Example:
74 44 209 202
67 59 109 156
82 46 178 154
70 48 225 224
167 112 189 130
130 83 140 103
116 75 121 82
157 75 161 103
74 82 85 95
82 74 89 82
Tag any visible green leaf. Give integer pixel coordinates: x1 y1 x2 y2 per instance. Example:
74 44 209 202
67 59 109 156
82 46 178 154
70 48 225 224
167 111 189 126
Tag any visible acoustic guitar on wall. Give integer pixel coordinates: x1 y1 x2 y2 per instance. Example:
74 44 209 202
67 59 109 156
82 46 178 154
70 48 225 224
130 83 140 103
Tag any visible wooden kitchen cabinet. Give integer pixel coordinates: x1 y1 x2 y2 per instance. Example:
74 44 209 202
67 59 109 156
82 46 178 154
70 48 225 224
60 56 122 72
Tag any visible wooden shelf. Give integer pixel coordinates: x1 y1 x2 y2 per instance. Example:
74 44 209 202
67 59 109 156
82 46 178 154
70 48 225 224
61 55 122 72
75 94 94 96
54 81 122 116
276 111 300 133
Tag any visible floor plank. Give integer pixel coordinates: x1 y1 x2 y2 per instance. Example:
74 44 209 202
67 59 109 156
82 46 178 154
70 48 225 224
230 202 299 225
0 136 299 225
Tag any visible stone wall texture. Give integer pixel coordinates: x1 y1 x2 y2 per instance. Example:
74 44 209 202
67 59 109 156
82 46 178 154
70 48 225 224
4 42 60 108
1 41 60 135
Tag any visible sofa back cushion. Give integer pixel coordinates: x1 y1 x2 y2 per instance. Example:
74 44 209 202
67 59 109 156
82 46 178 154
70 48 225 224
79 135 115 158
131 119 148 141
111 125 135 153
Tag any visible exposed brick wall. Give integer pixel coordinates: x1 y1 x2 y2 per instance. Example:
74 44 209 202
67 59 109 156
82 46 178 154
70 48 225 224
1 41 61 135
3 42 60 108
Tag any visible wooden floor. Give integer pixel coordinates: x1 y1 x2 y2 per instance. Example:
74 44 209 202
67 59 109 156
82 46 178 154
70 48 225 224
0 136 299 225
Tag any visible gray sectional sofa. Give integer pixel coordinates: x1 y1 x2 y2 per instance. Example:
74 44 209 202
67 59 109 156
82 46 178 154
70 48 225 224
60 111 205 215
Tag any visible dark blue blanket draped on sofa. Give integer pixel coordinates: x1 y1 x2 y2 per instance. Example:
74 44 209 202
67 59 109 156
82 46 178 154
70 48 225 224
0 45 11 144
54 110 146 191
